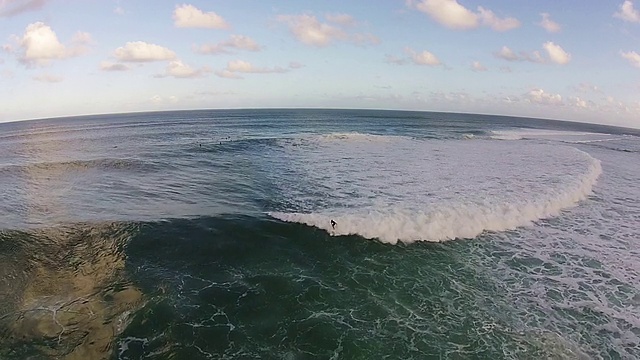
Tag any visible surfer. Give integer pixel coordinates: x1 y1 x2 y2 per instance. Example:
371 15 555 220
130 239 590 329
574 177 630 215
330 220 336 229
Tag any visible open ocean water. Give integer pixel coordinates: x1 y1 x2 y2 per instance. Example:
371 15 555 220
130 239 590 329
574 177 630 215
0 109 639 359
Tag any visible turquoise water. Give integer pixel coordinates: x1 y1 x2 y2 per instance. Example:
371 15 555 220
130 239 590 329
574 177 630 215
0 109 639 359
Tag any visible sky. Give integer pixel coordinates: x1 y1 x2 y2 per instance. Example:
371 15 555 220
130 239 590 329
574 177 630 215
1 0 639 128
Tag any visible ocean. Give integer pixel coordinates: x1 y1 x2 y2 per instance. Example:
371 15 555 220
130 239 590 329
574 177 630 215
0 109 638 359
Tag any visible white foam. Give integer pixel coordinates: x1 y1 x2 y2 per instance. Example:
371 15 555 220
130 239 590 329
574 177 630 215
491 129 612 142
268 132 603 244
271 157 601 244
318 132 391 142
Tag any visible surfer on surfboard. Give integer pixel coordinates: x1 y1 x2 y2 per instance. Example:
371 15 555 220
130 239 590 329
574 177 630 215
330 220 336 229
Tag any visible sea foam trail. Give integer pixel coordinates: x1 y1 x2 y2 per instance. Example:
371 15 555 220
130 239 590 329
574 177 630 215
269 133 603 244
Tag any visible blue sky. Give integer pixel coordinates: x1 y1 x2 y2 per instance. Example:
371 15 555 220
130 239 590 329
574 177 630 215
1 0 639 128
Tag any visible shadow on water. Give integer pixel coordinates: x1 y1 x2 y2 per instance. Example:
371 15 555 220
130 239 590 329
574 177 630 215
0 222 145 360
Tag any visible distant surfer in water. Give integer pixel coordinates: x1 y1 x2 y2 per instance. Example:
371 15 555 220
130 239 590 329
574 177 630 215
330 220 336 229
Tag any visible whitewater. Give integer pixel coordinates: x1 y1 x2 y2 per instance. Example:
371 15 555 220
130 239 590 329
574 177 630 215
270 133 602 244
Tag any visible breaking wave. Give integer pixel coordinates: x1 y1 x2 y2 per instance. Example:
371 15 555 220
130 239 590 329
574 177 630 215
269 132 603 244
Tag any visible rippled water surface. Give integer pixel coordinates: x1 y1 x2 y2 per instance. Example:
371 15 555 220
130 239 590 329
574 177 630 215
0 109 639 359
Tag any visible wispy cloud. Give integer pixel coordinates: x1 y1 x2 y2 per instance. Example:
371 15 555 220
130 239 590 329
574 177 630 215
277 13 379 47
0 0 47 17
100 61 130 71
494 43 570 65
477 7 520 31
386 48 443 67
33 73 62 83
325 13 357 27
156 60 211 79
195 35 261 55
621 50 640 68
538 13 561 33
216 60 298 79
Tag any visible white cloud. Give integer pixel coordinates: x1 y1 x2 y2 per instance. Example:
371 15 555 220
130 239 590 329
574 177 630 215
477 7 520 31
150 95 179 105
495 43 568 64
15 22 89 67
227 59 287 73
471 61 487 71
568 96 591 109
215 69 242 79
100 61 130 71
526 88 563 105
277 14 378 47
409 0 478 29
614 0 640 22
0 0 47 17
114 41 176 62
495 46 519 61
196 35 261 55
114 6 125 15
407 48 441 66
621 50 640 68
408 0 519 31
173 4 229 29
543 42 571 65
538 13 561 33
277 14 345 46
33 73 62 83
158 60 210 78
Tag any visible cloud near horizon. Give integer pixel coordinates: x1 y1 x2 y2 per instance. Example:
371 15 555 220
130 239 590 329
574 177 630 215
173 4 229 29
216 60 297 79
33 73 62 83
408 0 520 31
526 88 563 105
